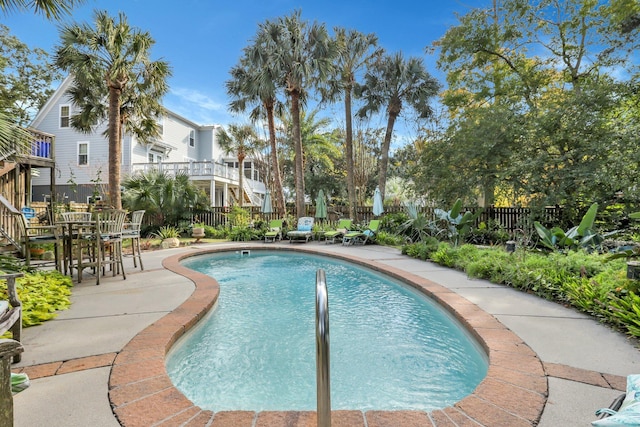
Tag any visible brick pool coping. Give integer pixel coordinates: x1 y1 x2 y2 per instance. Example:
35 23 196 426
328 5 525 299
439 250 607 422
23 245 623 426
113 245 548 427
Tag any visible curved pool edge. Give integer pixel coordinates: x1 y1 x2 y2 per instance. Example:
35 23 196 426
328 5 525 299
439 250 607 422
109 245 548 427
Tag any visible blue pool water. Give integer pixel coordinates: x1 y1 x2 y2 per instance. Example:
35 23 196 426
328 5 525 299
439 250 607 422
166 251 488 412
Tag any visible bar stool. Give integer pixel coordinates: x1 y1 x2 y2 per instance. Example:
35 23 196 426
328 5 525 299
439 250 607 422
122 210 145 270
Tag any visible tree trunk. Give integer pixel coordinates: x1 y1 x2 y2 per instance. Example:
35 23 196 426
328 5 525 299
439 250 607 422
378 110 397 201
344 89 357 221
291 90 305 217
108 86 123 209
266 101 286 218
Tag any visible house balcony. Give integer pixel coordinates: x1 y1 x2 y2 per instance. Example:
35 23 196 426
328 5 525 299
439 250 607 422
129 160 239 182
13 129 55 168
126 161 266 206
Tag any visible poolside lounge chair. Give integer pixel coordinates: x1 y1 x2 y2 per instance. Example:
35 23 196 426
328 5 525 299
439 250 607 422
287 217 314 243
324 219 352 244
264 219 283 243
342 219 380 246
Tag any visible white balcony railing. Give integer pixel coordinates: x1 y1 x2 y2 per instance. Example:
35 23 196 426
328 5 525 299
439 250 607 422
129 161 239 181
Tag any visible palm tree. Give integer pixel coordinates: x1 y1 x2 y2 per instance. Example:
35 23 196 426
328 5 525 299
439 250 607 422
122 170 209 226
226 38 286 217
0 0 84 20
217 123 261 207
356 52 440 200
256 10 337 217
324 28 382 220
54 10 171 209
279 108 341 200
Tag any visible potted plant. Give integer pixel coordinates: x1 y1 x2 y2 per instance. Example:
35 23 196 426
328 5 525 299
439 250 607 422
154 226 181 249
191 223 205 242
29 247 45 259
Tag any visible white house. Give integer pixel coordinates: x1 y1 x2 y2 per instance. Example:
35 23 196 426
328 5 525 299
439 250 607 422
30 76 265 207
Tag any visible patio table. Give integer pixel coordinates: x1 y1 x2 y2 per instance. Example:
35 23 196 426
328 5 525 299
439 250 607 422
56 219 96 277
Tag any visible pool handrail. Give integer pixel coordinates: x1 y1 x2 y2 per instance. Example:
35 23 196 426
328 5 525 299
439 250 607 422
315 269 331 427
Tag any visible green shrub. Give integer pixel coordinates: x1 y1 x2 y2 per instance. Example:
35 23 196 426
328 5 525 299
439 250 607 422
401 240 640 339
228 226 256 241
153 226 180 239
204 225 228 239
375 231 405 246
402 237 440 260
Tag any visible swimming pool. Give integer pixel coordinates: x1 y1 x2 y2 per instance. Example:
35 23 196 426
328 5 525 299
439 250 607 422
167 251 488 412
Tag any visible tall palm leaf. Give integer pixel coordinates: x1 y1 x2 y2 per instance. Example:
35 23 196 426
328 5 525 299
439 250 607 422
227 39 287 217
54 10 171 209
0 0 84 20
356 52 440 200
217 123 261 207
324 28 382 220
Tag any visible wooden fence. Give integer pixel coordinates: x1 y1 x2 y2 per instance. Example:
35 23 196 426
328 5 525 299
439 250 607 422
143 205 563 234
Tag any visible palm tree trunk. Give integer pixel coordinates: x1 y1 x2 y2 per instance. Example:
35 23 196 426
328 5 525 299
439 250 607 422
378 111 397 201
291 90 305 217
344 89 357 220
266 102 286 217
108 86 123 209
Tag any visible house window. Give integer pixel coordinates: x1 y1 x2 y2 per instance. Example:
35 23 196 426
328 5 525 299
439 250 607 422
78 142 88 165
189 130 195 147
157 116 164 135
148 151 162 163
60 105 70 128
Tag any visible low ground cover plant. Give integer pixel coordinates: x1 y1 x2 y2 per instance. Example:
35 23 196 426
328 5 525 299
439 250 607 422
402 242 640 340
0 267 73 330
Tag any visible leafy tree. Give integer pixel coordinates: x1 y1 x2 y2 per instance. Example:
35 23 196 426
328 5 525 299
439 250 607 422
122 170 209 227
428 0 640 218
226 33 287 217
54 10 171 209
323 28 382 219
0 24 62 126
217 123 264 207
356 52 439 201
256 10 337 217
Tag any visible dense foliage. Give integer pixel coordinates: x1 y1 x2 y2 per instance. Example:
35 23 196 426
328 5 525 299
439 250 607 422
402 243 640 340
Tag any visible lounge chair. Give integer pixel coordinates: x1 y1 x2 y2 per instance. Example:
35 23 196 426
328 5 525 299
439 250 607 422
264 219 283 243
287 217 314 243
324 219 352 244
342 219 380 246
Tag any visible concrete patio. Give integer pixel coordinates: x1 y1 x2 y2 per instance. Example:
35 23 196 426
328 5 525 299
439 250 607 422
10 241 639 426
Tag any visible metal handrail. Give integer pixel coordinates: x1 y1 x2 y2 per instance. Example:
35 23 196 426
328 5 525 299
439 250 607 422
315 269 331 427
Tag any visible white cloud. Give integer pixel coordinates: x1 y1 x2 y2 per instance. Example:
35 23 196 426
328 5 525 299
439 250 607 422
165 87 233 125
170 87 226 112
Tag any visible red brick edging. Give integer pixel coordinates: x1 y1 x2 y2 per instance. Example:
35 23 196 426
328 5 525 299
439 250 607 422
106 246 549 427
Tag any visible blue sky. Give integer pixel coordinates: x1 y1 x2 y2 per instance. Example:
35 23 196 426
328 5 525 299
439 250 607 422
3 0 487 129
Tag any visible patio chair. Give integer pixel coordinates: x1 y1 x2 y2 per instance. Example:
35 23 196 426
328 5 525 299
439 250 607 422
264 219 283 243
324 219 352 244
0 273 24 363
342 219 380 246
122 210 145 270
17 212 62 271
287 217 314 243
593 374 640 425
75 209 127 285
